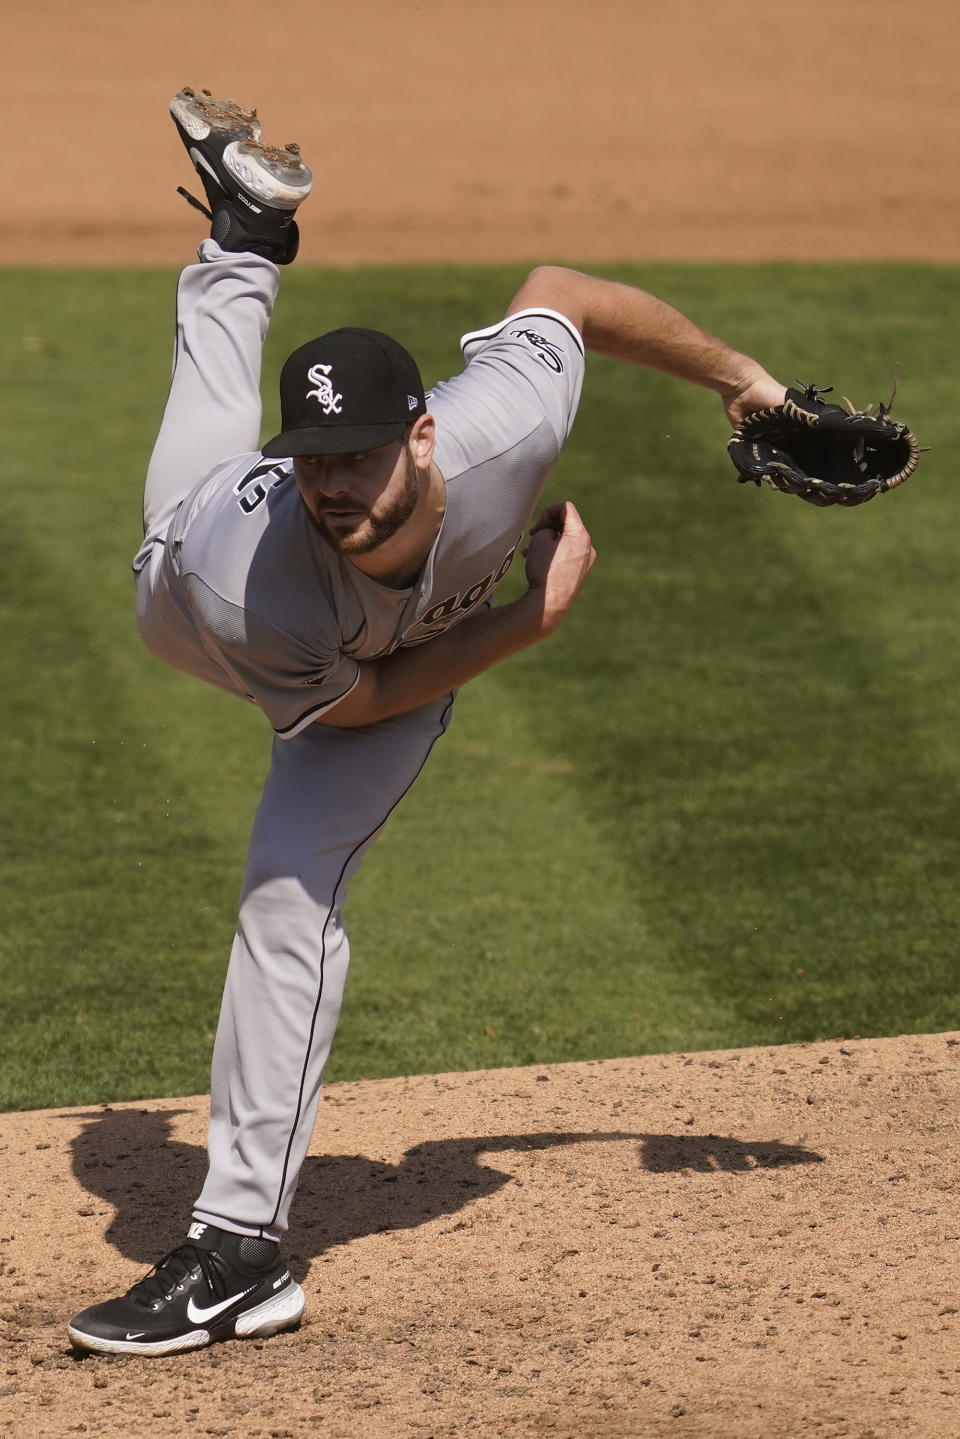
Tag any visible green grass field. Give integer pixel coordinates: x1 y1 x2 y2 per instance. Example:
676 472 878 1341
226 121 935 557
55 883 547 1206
1 262 958 1111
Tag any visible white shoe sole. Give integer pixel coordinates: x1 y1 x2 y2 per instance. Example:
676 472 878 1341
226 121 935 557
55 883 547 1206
66 1322 212 1357
169 93 262 143
223 142 313 210
234 1278 306 1338
66 1280 306 1357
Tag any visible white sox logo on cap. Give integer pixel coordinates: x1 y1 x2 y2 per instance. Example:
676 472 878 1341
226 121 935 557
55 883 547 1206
306 363 343 416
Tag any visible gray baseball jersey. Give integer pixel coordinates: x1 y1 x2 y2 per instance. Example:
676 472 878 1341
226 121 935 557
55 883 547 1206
138 307 584 735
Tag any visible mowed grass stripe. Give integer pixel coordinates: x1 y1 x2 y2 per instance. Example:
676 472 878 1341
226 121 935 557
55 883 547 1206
334 676 746 1083
1 264 957 1110
479 331 960 1049
0 522 250 1109
1 267 280 1107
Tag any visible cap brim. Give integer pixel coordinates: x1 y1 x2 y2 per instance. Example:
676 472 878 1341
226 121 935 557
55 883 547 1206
261 419 412 459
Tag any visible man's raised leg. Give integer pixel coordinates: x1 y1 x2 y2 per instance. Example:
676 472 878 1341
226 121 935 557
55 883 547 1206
136 86 312 570
138 243 281 559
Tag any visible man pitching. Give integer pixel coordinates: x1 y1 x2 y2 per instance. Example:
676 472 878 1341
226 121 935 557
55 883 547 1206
67 88 785 1356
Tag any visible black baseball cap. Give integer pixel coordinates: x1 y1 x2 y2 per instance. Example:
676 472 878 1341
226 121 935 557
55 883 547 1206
261 327 427 458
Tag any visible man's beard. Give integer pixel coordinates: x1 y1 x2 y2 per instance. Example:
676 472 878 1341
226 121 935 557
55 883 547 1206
312 447 420 556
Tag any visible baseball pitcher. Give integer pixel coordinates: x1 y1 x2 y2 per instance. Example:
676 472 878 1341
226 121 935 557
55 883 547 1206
67 89 786 1356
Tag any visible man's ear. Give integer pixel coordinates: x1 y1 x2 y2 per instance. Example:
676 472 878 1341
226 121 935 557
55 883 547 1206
409 412 436 469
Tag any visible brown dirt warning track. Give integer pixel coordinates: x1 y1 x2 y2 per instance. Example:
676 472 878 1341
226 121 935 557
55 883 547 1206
5 0 960 266
2 2 959 1435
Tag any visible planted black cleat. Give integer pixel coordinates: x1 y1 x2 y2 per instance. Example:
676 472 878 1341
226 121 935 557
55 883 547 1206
169 86 313 264
67 1222 305 1356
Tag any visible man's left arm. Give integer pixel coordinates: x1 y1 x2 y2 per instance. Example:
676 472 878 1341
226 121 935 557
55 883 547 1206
506 266 785 425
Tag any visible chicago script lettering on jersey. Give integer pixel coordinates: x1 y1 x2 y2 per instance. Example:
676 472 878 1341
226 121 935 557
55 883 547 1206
403 540 520 644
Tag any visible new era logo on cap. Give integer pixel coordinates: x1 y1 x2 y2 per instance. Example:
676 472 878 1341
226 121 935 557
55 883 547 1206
261 327 427 458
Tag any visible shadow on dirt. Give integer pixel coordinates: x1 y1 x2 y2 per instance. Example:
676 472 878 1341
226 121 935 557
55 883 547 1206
639 1132 824 1173
61 1108 824 1273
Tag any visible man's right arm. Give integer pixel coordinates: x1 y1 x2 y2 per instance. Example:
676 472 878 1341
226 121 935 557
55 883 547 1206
318 501 595 729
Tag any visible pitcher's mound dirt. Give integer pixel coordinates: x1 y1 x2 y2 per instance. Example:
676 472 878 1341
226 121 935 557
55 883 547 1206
2 1033 958 1438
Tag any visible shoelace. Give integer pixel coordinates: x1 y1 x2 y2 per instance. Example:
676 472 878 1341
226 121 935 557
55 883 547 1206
128 1243 228 1306
176 186 214 221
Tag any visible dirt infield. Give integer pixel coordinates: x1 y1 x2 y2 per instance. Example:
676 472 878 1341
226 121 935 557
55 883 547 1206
3 1035 960 1438
4 2 960 1435
7 0 960 266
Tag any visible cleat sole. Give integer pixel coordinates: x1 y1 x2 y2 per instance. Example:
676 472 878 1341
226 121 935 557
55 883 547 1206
224 142 313 209
234 1279 305 1338
67 1323 212 1357
170 91 262 143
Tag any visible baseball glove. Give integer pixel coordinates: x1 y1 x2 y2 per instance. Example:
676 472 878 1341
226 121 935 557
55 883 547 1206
727 383 922 507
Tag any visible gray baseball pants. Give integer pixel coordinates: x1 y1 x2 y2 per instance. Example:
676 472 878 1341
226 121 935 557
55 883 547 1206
136 242 452 1239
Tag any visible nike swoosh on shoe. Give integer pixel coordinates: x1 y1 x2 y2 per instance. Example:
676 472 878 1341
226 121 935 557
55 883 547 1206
189 148 226 191
186 1287 255 1324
